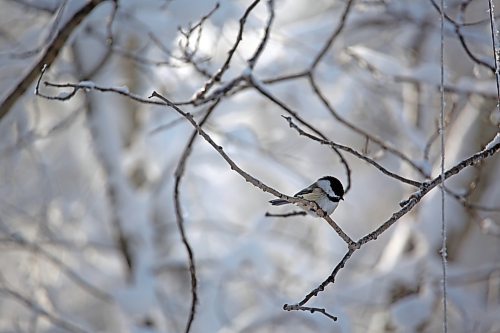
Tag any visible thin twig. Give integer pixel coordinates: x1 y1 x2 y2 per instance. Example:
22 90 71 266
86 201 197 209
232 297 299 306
174 100 221 333
193 0 261 100
247 0 275 69
247 74 353 193
345 48 498 99
282 116 422 187
428 0 495 72
285 140 500 315
310 0 355 69
150 91 355 246
448 192 500 212
284 249 355 310
370 142 500 243
37 69 500 324
0 286 90 333
175 2 220 78
283 305 338 322
439 0 448 329
265 211 307 217
488 0 500 116
308 74 428 176
36 67 165 106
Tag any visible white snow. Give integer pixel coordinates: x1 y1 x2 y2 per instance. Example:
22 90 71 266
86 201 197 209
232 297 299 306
79 80 96 89
2 1 500 332
485 132 500 150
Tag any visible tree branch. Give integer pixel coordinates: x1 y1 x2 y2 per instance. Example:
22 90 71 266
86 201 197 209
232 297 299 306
174 99 221 333
0 0 109 121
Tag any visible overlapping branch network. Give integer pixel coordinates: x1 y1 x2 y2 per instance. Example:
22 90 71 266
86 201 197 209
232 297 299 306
27 0 500 328
35 68 500 321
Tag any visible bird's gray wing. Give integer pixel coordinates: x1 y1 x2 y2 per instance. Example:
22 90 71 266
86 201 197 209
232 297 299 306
295 185 322 201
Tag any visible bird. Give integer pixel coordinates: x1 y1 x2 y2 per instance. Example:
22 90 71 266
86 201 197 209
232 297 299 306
269 176 344 216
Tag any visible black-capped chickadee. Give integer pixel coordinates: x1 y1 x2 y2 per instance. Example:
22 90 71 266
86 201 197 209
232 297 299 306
269 176 344 216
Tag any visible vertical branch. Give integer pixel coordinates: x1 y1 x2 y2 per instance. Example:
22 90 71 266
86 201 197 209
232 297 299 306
488 0 500 118
174 100 221 333
85 96 134 280
439 0 448 331
71 43 135 281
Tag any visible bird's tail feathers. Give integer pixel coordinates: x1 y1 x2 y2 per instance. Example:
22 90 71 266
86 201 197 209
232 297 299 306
269 199 289 206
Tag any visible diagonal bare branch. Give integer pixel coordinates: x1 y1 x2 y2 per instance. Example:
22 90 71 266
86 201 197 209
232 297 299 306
0 0 110 121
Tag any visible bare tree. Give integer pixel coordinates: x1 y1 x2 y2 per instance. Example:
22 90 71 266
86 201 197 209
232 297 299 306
0 1 499 332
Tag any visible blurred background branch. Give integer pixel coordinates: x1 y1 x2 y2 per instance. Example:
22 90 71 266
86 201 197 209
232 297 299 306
0 0 499 332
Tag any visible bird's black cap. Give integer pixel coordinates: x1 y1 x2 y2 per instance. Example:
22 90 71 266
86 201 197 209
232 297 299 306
319 176 344 199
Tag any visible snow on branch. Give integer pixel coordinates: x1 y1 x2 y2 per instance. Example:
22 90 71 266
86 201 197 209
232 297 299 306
0 0 109 120
34 35 500 326
18 0 500 329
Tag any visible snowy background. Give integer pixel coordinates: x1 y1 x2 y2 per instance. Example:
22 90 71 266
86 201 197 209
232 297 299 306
0 0 499 332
